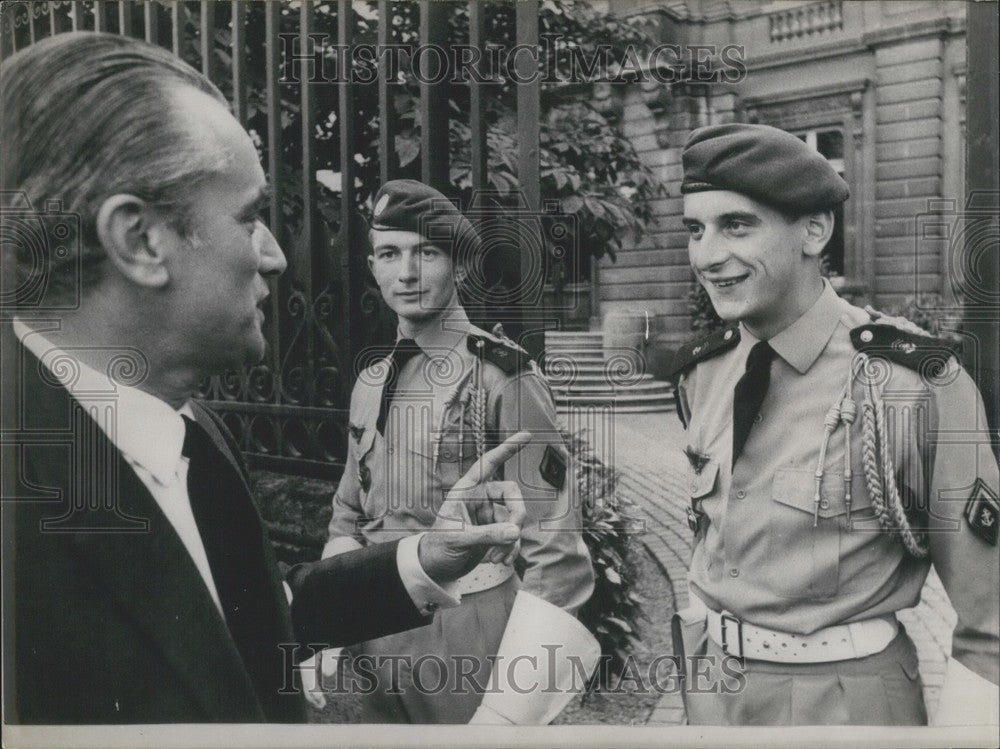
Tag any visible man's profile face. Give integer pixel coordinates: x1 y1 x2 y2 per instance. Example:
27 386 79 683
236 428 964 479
162 90 286 373
682 189 813 334
368 228 459 323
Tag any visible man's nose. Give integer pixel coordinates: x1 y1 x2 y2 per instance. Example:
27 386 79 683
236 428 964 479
256 222 287 277
691 228 730 272
398 249 418 282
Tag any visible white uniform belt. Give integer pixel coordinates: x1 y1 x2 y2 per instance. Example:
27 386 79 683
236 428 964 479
454 562 515 596
692 593 898 663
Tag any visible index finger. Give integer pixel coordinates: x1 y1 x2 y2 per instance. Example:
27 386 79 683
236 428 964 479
451 431 532 491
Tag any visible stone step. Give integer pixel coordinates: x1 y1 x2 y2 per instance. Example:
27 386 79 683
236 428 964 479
545 343 604 356
545 349 604 365
545 334 603 345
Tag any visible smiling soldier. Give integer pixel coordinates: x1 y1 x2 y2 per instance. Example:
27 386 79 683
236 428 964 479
667 123 999 726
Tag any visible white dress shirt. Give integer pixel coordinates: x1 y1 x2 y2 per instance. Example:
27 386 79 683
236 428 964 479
14 320 457 618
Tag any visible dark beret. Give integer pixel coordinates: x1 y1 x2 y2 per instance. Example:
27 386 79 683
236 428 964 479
370 179 481 260
681 123 849 214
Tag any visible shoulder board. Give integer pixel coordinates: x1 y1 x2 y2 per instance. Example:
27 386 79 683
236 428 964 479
850 324 961 374
468 333 533 375
666 324 740 380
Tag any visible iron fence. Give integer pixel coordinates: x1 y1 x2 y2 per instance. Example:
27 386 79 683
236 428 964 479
2 0 545 478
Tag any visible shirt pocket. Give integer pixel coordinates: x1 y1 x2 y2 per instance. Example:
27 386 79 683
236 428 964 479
769 467 847 600
434 434 480 490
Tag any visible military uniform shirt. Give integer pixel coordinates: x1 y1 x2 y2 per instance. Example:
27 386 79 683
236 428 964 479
327 306 594 614
677 280 999 683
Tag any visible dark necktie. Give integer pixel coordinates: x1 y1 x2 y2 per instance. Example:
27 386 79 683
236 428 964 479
376 338 422 436
181 415 283 706
732 341 776 467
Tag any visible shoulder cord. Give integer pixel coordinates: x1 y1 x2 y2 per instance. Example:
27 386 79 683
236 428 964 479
812 352 928 558
471 339 487 460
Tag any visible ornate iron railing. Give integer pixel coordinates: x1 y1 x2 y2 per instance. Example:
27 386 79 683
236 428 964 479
2 0 544 479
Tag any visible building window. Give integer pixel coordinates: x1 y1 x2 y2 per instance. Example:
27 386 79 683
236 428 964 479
795 128 845 277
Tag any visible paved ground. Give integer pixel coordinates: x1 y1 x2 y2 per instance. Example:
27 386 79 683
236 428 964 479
560 408 957 725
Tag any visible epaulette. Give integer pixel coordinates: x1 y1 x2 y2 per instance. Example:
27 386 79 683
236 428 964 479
850 323 961 375
666 324 740 380
468 331 533 375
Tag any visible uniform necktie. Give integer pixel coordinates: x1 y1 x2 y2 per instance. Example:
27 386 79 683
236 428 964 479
732 341 776 467
376 338 422 436
181 415 281 701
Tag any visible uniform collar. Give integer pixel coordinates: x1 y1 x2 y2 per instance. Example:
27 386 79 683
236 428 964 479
13 319 191 486
402 304 473 358
745 278 843 375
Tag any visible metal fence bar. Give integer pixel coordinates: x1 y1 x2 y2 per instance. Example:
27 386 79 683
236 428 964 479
71 0 84 30
144 0 159 44
264 0 283 417
1 4 16 57
199 0 213 80
468 0 487 195
94 0 107 32
171 0 180 55
376 0 392 186
516 0 543 359
50 0 58 35
298 1 317 406
119 0 133 36
27 1 37 44
338 0 361 370
419 0 448 191
230 0 246 124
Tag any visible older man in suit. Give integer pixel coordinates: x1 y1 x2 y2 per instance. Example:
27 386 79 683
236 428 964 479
0 31 526 724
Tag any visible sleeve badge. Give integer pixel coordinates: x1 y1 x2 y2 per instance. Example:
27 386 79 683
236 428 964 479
965 478 999 546
540 444 567 490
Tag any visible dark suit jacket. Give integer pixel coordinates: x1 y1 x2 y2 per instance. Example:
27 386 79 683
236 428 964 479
2 336 428 724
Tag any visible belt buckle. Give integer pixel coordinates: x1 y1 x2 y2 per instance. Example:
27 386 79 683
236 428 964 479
720 613 744 659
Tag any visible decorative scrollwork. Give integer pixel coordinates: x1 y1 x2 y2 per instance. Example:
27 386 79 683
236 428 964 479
106 350 149 387
604 352 645 388
544 352 579 389
918 351 960 388
855 353 891 389
424 353 463 388
217 368 245 401
38 351 82 390
247 365 276 402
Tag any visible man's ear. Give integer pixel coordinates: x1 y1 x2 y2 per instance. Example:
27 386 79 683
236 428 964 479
454 261 469 287
95 194 171 288
801 209 834 258
367 253 375 275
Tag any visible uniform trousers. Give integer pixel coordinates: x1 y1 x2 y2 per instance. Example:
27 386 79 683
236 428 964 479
352 575 519 723
685 626 927 725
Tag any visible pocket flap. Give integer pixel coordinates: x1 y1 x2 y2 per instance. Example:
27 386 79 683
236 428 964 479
772 467 847 518
436 437 478 463
689 460 720 499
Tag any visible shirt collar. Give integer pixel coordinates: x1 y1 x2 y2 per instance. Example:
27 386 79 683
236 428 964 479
403 304 473 358
746 279 844 375
13 319 191 486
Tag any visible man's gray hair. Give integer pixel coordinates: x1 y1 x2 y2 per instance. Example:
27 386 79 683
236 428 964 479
1 31 230 301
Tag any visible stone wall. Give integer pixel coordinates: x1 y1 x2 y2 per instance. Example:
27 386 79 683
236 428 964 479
600 0 967 347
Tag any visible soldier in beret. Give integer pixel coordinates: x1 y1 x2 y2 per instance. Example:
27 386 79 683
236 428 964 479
668 123 999 725
313 179 595 723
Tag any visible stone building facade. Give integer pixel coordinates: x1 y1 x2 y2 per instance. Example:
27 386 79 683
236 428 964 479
594 0 968 351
